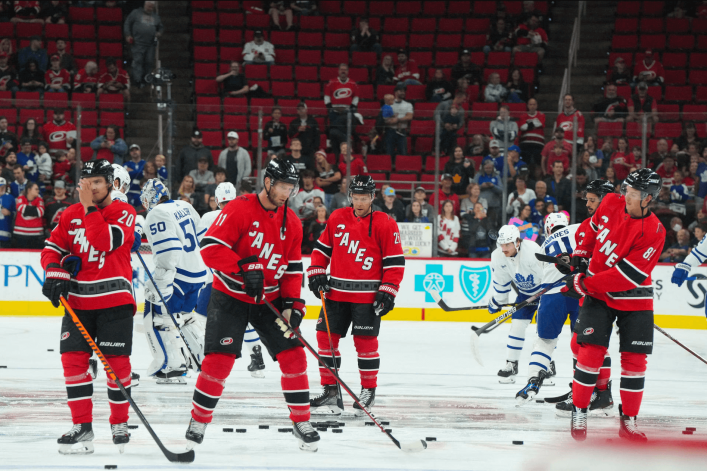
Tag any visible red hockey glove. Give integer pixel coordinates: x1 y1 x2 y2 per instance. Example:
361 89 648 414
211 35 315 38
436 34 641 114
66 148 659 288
561 273 590 300
43 263 72 308
306 265 329 299
237 256 264 303
570 255 590 275
373 283 398 316
276 298 306 339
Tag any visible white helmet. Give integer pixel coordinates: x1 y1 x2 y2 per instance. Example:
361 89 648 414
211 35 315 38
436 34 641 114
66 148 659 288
112 164 130 194
497 224 521 250
215 182 236 205
544 212 568 235
140 178 170 212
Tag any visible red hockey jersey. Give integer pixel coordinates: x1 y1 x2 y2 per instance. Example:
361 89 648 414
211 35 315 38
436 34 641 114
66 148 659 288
99 69 130 90
45 68 71 91
41 201 136 311
310 208 405 303
555 109 585 146
14 195 44 236
200 194 303 304
324 78 359 109
633 60 664 83
43 119 77 156
394 60 420 82
573 193 664 311
518 111 546 148
74 70 99 91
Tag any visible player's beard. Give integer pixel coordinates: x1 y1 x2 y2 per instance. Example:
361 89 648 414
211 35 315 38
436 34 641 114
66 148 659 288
93 187 111 207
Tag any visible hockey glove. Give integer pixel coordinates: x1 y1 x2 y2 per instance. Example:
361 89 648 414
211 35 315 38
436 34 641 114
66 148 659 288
488 297 502 314
570 255 590 275
60 255 82 277
131 232 143 253
237 256 265 303
561 273 590 300
671 263 691 287
373 283 397 316
43 263 71 308
306 266 330 299
145 267 175 305
276 298 306 339
555 253 573 275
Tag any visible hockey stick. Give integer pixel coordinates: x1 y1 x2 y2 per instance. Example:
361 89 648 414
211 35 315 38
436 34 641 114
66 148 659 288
320 291 344 413
471 314 511 334
428 289 514 312
263 298 427 453
59 296 195 463
135 252 202 371
653 324 707 366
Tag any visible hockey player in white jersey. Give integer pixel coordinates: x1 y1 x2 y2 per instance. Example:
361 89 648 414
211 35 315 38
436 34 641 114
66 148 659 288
111 164 130 203
671 233 707 305
489 224 544 383
195 182 267 378
516 213 579 404
141 179 208 384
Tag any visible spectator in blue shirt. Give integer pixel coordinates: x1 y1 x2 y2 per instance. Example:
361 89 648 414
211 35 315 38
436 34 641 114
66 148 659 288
18 36 48 72
124 143 146 206
493 145 526 180
0 176 15 247
10 165 27 198
16 140 37 182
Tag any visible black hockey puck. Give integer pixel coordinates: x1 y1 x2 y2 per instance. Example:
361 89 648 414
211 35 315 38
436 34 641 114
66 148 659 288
105 466 117 470
223 428 233 432
337 422 345 427
536 399 544 403
128 425 138 430
385 429 392 433
236 429 246 433
686 427 697 432
0 366 6 368
278 428 289 433
332 428 343 433
47 349 54 352
426 437 437 441
381 421 390 425
317 427 327 432
682 430 693 435
513 441 524 445
259 425 269 429
365 421 374 426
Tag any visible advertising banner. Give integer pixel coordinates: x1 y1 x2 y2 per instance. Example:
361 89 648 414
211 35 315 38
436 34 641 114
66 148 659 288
398 222 434 258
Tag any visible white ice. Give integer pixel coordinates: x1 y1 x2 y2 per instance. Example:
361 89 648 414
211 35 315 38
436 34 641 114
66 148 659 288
1 316 707 471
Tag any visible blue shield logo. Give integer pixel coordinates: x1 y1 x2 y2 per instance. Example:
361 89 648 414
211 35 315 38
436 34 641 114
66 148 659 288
460 265 491 303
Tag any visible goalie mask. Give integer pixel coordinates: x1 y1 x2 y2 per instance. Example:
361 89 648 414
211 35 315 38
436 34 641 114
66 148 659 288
140 178 170 212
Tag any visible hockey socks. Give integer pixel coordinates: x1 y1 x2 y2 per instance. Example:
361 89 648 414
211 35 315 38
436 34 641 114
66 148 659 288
243 322 261 356
572 343 607 409
105 355 132 425
316 330 341 386
507 319 531 362
277 347 310 423
62 351 93 424
354 335 380 389
570 332 612 391
527 337 558 379
619 351 647 417
191 352 235 423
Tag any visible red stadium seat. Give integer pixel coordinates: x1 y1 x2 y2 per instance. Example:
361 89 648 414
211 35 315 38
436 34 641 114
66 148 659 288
201 131 222 148
690 70 707 85
504 102 526 118
193 62 217 78
323 50 349 65
97 7 122 23
376 85 395 101
410 120 435 136
382 34 406 49
219 12 244 27
438 18 463 32
319 1 342 14
640 18 664 33
654 122 682 138
72 42 95 57
366 154 392 172
297 82 321 99
79 127 97 144
349 67 369 82
72 24 96 40
297 50 321 65
250 98 274 115
223 114 247 131
277 49 296 64
194 46 218 62
192 1 214 10
293 65 319 81
693 18 707 33
244 64 268 80
668 35 695 50
411 18 437 32
45 23 69 39
614 18 638 34
371 2 394 16
223 97 248 114
367 173 388 186
666 18 690 33
195 79 219 95
99 94 124 110
298 32 322 48
664 69 686 85
327 16 352 31
436 52 459 66
473 1 496 15
697 36 707 50
358 101 379 118
642 1 664 16
101 26 123 42
389 173 419 191
419 173 435 190
448 1 471 15
246 14 270 29
436 34 463 50
463 34 487 49
78 110 98 127
71 93 96 110
664 85 692 102
384 18 409 33
424 155 449 172
640 34 666 50
410 51 432 67
300 16 324 30
624 121 642 138
682 104 707 121
325 33 350 48
405 85 426 101
414 137 434 154
657 104 680 121
270 31 295 47
612 35 638 51
270 65 293 81
43 93 69 110
191 11 217 26
352 51 377 67
415 102 438 120
395 155 422 172
423 1 445 16
662 52 687 69
357 84 374 100
616 1 640 16
472 102 498 120
196 97 221 113
15 91 40 107
690 53 707 69
487 52 512 67
271 81 295 97
397 1 422 15
464 18 490 33
410 34 435 49
196 113 221 130
219 30 243 44
99 43 123 58
19 108 44 125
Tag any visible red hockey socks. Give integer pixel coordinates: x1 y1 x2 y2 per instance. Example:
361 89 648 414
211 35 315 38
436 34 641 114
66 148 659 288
191 352 235 423
105 355 131 425
316 330 341 386
353 335 379 389
619 351 647 417
572 343 607 409
277 347 310 423
570 332 579 372
62 351 93 424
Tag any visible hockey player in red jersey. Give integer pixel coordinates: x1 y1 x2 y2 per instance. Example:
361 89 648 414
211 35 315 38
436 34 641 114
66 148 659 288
185 158 320 452
40 159 136 455
561 169 664 442
307 175 405 416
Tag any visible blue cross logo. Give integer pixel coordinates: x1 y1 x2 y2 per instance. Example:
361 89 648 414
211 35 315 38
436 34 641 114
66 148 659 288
415 264 454 302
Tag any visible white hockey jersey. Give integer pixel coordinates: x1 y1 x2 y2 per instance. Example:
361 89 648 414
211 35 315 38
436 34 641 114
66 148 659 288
539 224 578 294
681 234 707 268
196 208 220 284
490 239 543 303
111 189 128 203
144 199 208 287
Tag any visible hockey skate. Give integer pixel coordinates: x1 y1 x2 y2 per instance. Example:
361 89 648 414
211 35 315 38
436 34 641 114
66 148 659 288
515 370 550 406
352 387 376 417
110 423 130 453
88 358 98 380
131 372 140 388
185 418 208 450
155 369 187 385
292 420 320 452
618 404 647 442
57 423 94 455
247 345 265 378
571 405 588 441
310 384 343 415
543 361 556 386
556 381 614 418
498 360 518 384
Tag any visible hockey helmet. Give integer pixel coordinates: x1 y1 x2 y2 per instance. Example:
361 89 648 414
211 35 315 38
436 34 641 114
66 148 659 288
348 175 376 203
81 159 114 185
111 164 130 194
621 168 661 200
263 157 299 197
215 182 237 205
497 224 521 250
140 178 170 212
544 212 568 235
584 179 615 200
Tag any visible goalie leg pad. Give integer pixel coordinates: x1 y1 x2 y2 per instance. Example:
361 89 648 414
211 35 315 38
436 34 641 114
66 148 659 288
143 305 187 377
180 312 206 368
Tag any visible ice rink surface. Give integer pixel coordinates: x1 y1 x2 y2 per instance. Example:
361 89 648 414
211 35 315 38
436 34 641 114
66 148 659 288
1 315 707 471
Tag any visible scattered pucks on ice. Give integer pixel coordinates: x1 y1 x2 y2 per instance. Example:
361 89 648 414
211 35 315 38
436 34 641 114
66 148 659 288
365 422 374 426
385 429 392 433
259 425 269 429
337 422 345 427
317 427 327 432
222 428 233 432
682 431 693 435
512 441 523 445
278 428 289 433
127 425 138 430
686 427 697 432
536 399 545 403
105 466 117 470
47 349 54 352
426 437 437 441
0 366 7 368
381 421 390 425
236 429 246 433
332 429 343 433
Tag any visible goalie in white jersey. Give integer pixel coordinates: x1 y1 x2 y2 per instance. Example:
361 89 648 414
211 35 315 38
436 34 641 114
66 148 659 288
196 182 267 378
516 213 580 404
141 179 208 384
489 225 544 383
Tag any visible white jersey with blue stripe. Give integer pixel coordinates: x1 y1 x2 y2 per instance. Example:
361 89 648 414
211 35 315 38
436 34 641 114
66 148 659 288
490 238 543 303
540 224 578 294
683 234 707 268
144 199 208 285
111 189 128 203
196 208 221 284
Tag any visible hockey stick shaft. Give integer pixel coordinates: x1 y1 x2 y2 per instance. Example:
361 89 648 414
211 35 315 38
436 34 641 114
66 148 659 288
59 296 195 463
135 252 202 371
653 323 707 366
428 289 513 312
320 291 344 411
263 298 424 451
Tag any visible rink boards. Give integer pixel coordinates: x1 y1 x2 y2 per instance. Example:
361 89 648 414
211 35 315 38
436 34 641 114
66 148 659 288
1 250 706 329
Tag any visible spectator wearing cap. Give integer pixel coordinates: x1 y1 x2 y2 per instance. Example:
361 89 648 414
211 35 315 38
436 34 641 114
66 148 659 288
177 129 212 185
18 58 44 93
495 145 526 180
484 72 508 103
98 57 130 101
42 0 67 24
243 30 275 65
489 105 518 152
380 186 405 222
288 102 320 158
0 51 18 92
426 68 453 102
263 107 288 158
218 131 252 190
0 176 15 247
486 139 502 162
632 49 664 88
484 17 513 54
474 158 503 225
451 49 482 86
393 50 421 86
350 18 381 55
608 56 631 85
125 143 146 206
513 14 548 62
189 155 216 191
90 125 127 164
124 0 163 87
74 61 99 94
11 1 43 24
436 91 467 156
44 179 73 232
44 54 70 93
406 186 436 220
429 173 461 216
384 84 414 157
284 137 314 174
18 36 46 71
627 81 659 125
290 169 325 223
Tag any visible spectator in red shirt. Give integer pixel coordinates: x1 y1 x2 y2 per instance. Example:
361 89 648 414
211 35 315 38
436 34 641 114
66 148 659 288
44 54 70 93
546 143 570 176
610 136 634 180
627 81 659 125
656 154 677 187
429 173 461 216
632 49 664 88
513 15 548 61
324 63 359 155
74 61 99 94
393 49 421 86
11 0 43 24
98 57 130 101
540 128 572 177
337 142 367 178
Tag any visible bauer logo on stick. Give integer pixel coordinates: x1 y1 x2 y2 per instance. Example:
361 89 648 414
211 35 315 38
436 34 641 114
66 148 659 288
220 337 234 346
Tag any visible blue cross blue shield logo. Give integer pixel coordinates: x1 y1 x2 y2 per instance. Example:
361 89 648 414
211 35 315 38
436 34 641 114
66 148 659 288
459 265 491 303
415 264 453 302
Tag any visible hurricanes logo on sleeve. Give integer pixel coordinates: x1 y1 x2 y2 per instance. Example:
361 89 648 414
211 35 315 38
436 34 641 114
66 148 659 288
333 88 352 99
514 273 536 291
583 327 594 335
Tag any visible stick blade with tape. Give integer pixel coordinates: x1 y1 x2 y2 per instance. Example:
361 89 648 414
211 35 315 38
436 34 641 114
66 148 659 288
400 439 428 452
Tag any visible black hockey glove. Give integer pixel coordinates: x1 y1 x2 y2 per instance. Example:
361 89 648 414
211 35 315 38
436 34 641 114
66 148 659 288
43 263 72 308
237 256 264 303
306 265 330 299
555 253 572 275
373 283 397 316
561 273 590 300
570 255 590 275
276 298 306 339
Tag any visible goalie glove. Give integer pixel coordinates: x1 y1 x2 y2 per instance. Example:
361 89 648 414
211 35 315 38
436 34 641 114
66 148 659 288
276 298 306 339
373 283 397 316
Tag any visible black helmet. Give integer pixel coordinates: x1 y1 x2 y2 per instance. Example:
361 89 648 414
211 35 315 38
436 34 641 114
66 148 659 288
348 175 376 201
622 168 661 200
81 159 114 185
584 179 615 200
264 157 299 196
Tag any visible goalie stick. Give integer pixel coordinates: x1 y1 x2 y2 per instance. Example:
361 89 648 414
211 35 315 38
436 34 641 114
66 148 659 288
262 298 427 453
59 296 195 463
